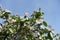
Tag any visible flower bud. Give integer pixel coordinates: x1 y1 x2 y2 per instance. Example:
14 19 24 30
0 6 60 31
24 12 28 16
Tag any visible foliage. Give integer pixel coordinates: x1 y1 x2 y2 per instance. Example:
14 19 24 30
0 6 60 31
0 6 60 40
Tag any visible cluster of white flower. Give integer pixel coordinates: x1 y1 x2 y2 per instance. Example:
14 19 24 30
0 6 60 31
32 31 41 38
7 16 16 23
30 26 35 31
36 19 43 24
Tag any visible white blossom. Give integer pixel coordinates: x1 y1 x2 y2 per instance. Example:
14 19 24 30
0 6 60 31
12 19 16 22
30 26 35 31
36 19 43 24
8 17 16 23
7 17 12 23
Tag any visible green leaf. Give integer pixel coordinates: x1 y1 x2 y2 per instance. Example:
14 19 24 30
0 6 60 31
43 21 47 27
9 28 13 33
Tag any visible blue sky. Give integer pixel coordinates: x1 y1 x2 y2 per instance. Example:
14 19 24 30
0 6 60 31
0 0 60 33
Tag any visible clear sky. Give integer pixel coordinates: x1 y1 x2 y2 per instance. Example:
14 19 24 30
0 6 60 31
0 0 60 33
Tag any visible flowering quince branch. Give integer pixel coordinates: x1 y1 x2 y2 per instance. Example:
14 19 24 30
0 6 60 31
0 6 60 40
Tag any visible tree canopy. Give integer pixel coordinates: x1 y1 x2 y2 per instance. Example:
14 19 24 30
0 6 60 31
0 6 60 40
